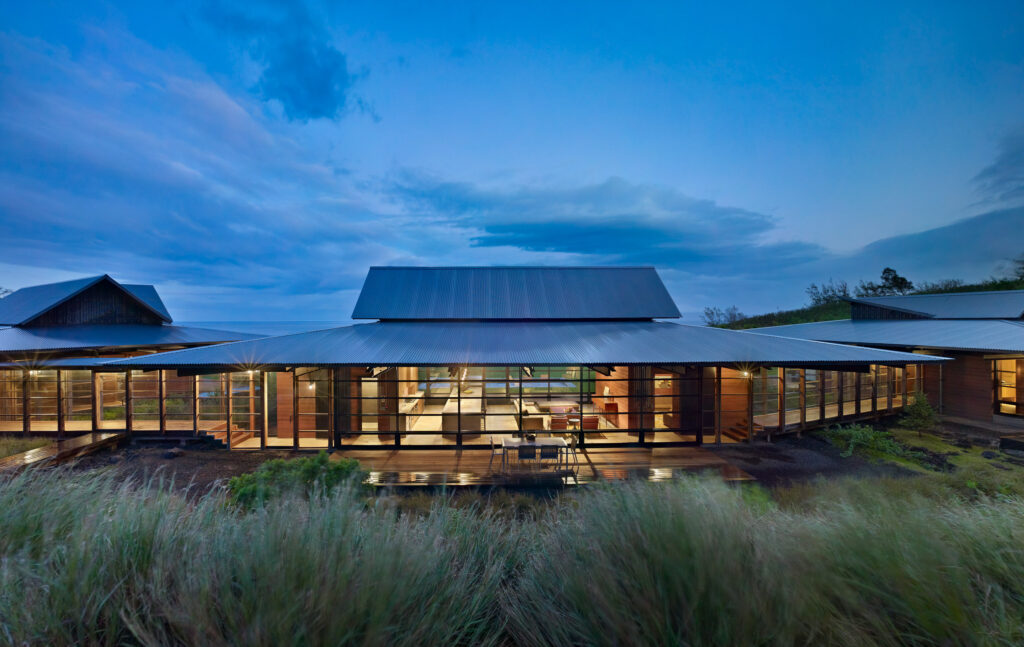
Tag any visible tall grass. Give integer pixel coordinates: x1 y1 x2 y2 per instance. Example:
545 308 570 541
0 435 50 459
3 469 1024 645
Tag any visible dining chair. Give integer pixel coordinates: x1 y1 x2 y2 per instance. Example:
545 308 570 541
518 444 537 468
539 444 559 468
487 435 504 471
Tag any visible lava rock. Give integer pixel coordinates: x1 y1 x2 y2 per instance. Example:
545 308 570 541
982 450 1000 460
163 447 185 459
952 434 972 449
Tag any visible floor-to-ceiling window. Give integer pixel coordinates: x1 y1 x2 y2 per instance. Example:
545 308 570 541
0 370 24 433
996 359 1021 416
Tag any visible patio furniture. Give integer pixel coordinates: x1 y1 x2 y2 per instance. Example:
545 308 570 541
539 444 560 467
517 444 536 466
487 435 504 470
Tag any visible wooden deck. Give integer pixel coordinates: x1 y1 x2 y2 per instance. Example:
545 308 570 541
0 432 127 474
334 446 752 486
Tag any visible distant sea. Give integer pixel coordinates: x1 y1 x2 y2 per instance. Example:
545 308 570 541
180 321 352 337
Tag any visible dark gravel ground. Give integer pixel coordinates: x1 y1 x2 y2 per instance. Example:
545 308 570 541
708 434 913 487
69 441 295 495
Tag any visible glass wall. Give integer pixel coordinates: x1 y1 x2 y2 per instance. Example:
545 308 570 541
130 370 160 432
28 370 58 432
96 372 126 429
996 359 1020 416
0 370 23 433
61 370 93 432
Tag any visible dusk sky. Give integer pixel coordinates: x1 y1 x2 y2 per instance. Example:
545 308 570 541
2 1 1024 322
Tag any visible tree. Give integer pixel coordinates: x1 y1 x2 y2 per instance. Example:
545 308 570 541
1012 253 1024 281
855 267 914 297
702 305 746 326
900 397 937 438
805 279 850 306
915 279 964 293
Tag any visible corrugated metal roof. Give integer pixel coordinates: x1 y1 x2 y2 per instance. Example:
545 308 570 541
752 319 1024 353
850 291 1024 319
121 284 172 322
0 324 258 354
351 266 682 320
0 275 173 325
109 321 943 368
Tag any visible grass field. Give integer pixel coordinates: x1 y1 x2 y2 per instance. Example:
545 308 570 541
4 461 1024 645
0 436 50 459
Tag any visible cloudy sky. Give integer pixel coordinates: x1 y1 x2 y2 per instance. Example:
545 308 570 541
2 1 1024 322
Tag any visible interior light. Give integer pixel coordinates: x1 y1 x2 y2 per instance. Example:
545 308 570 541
308 383 315 390
741 371 749 377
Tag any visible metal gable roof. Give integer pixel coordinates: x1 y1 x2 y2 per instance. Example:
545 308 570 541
850 290 1024 319
351 266 682 320
0 324 258 354
0 275 173 325
751 319 1024 354
109 320 944 369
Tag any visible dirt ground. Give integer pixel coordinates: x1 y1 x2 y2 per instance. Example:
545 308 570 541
709 434 913 486
69 441 296 494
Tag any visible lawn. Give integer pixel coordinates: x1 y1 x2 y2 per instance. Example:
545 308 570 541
0 436 50 459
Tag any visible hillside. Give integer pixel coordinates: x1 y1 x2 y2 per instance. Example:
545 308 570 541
721 277 1024 330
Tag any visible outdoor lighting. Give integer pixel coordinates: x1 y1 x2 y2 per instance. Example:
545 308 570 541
741 371 749 377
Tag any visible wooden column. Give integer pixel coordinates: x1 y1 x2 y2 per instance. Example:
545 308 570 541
798 369 806 435
777 369 785 434
819 371 826 422
887 367 894 412
326 369 334 451
902 366 909 408
125 370 133 435
578 365 585 447
56 370 65 441
91 370 100 432
292 369 299 450
260 371 268 450
746 371 754 442
854 371 862 416
873 366 881 418
192 375 199 436
226 373 234 450
248 372 256 432
22 370 30 437
159 370 167 436
714 366 722 444
837 371 845 418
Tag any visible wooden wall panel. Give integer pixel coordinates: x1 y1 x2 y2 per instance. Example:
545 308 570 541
941 354 993 421
719 368 750 437
26 280 165 327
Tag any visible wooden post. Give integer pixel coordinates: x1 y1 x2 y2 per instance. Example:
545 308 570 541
91 370 100 432
819 371 826 423
873 366 881 418
226 373 234 450
326 369 334 451
902 365 909 407
746 370 754 443
714 366 722 445
794 368 802 434
578 364 586 446
887 367 894 412
260 371 268 450
854 371 862 416
56 370 65 441
125 370 133 435
837 371 845 419
292 369 299 450
22 369 30 437
192 375 199 437
248 372 256 433
777 369 785 435
159 370 167 436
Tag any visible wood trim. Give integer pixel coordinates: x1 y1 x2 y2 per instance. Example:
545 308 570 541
91 370 100 431
292 369 299 450
819 371 826 422
225 373 233 450
714 366 722 444
192 375 199 436
798 369 806 434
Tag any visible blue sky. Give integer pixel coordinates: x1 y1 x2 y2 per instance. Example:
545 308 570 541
2 1 1024 321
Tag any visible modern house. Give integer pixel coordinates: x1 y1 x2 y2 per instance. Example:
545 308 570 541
0 275 255 435
0 267 941 448
753 291 1024 428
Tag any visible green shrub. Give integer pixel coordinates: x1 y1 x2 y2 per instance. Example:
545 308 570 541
820 424 912 459
227 451 367 507
900 396 938 435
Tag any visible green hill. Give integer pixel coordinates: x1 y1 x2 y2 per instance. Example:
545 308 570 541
720 277 1024 330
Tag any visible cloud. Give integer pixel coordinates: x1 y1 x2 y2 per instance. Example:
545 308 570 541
973 127 1024 206
203 1 357 122
388 174 827 274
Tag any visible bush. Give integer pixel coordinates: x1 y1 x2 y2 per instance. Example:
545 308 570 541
901 397 938 435
227 451 367 507
820 424 913 459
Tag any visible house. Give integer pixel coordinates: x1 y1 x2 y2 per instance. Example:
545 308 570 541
0 275 255 435
0 267 942 447
751 291 1024 428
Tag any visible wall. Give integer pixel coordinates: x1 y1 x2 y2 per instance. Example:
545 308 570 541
922 353 993 421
